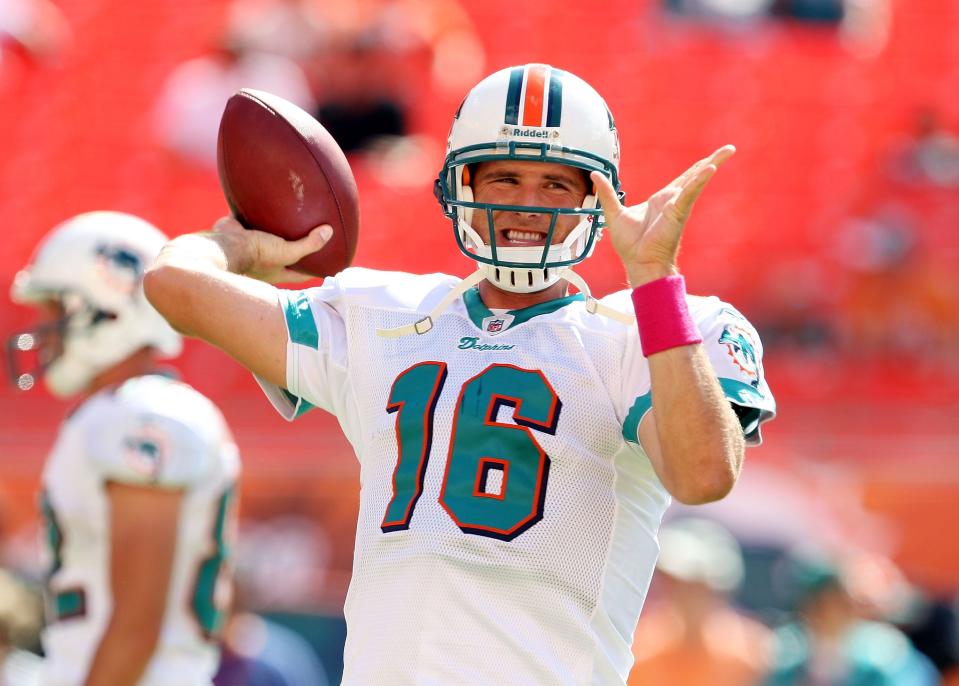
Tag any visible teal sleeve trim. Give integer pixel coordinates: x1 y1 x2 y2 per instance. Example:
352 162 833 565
622 380 769 445
719 377 771 438
283 389 316 419
718 377 767 407
282 290 319 350
622 392 652 444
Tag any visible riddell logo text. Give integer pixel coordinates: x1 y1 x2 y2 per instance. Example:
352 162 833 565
510 128 552 139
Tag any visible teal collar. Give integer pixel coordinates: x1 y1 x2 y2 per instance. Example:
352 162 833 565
462 287 584 332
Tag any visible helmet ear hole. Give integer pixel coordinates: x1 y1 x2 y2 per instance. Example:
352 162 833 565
460 180 474 204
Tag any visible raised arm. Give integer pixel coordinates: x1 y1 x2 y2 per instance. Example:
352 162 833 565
592 146 745 505
143 218 331 388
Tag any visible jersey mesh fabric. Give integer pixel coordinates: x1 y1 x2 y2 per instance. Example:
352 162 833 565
261 268 775 685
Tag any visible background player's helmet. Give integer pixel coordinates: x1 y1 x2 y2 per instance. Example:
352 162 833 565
8 211 182 397
437 64 623 293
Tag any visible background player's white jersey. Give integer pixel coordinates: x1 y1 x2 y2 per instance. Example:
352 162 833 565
258 268 775 685
39 375 240 686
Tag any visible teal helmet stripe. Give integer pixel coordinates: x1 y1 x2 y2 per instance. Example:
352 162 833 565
504 66 525 125
546 68 563 127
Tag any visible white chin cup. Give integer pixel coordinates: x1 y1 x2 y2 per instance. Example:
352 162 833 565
44 355 94 398
457 216 593 294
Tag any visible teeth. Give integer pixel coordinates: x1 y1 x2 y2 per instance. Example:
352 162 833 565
505 230 544 242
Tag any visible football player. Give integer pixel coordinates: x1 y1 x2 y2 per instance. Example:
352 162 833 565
7 212 239 686
145 65 775 684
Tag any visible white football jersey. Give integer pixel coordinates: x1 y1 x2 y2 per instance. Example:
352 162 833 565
38 375 240 686
257 268 775 685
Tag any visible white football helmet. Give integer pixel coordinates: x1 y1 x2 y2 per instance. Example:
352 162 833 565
7 211 182 397
436 64 623 293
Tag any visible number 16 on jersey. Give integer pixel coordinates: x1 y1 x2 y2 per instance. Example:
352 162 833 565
381 362 561 541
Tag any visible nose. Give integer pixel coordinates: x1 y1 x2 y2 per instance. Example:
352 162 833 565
517 185 545 211
506 188 549 224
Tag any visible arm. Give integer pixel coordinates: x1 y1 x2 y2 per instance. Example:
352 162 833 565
82 483 183 686
143 219 331 388
638 347 744 504
592 146 745 505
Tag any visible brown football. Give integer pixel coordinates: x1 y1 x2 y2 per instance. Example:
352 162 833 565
216 88 359 277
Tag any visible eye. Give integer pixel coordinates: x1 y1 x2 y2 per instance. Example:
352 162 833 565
545 180 576 193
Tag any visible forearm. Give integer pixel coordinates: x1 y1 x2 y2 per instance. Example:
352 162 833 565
83 620 160 686
648 344 744 504
158 230 253 273
145 232 264 334
144 230 289 386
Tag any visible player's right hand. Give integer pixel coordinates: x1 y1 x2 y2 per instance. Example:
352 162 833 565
210 216 332 284
592 145 735 287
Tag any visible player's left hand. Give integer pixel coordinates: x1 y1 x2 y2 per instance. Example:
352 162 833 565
591 145 735 286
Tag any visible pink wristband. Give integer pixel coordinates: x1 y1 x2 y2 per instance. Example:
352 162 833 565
632 275 702 357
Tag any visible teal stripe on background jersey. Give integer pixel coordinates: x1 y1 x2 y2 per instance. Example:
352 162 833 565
504 66 525 125
54 590 85 620
546 69 563 127
283 291 319 349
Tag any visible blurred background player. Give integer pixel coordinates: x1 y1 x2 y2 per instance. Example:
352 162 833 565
6 212 240 686
628 517 772 685
763 548 941 686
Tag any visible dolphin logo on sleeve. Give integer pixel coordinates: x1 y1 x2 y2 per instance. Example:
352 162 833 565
719 324 759 385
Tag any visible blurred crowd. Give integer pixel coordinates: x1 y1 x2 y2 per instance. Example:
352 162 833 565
4 0 957 377
749 108 959 379
152 0 485 185
629 516 959 686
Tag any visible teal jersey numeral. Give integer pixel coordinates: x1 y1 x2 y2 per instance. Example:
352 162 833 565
382 363 560 541
441 365 559 540
191 485 236 639
40 492 64 576
40 492 86 621
381 362 448 531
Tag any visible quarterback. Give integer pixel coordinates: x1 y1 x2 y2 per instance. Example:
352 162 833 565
145 65 775 684
8 212 239 686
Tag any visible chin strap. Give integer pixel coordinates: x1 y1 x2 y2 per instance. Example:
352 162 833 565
560 269 636 325
375 267 635 338
376 269 487 338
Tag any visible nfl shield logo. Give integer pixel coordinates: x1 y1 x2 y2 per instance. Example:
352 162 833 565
481 313 514 336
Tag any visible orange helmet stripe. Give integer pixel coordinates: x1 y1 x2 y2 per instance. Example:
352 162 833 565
521 64 548 127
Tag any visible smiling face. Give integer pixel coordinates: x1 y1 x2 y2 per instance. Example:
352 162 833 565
468 160 590 248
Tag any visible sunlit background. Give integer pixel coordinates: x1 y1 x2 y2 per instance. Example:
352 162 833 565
1 0 958 683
